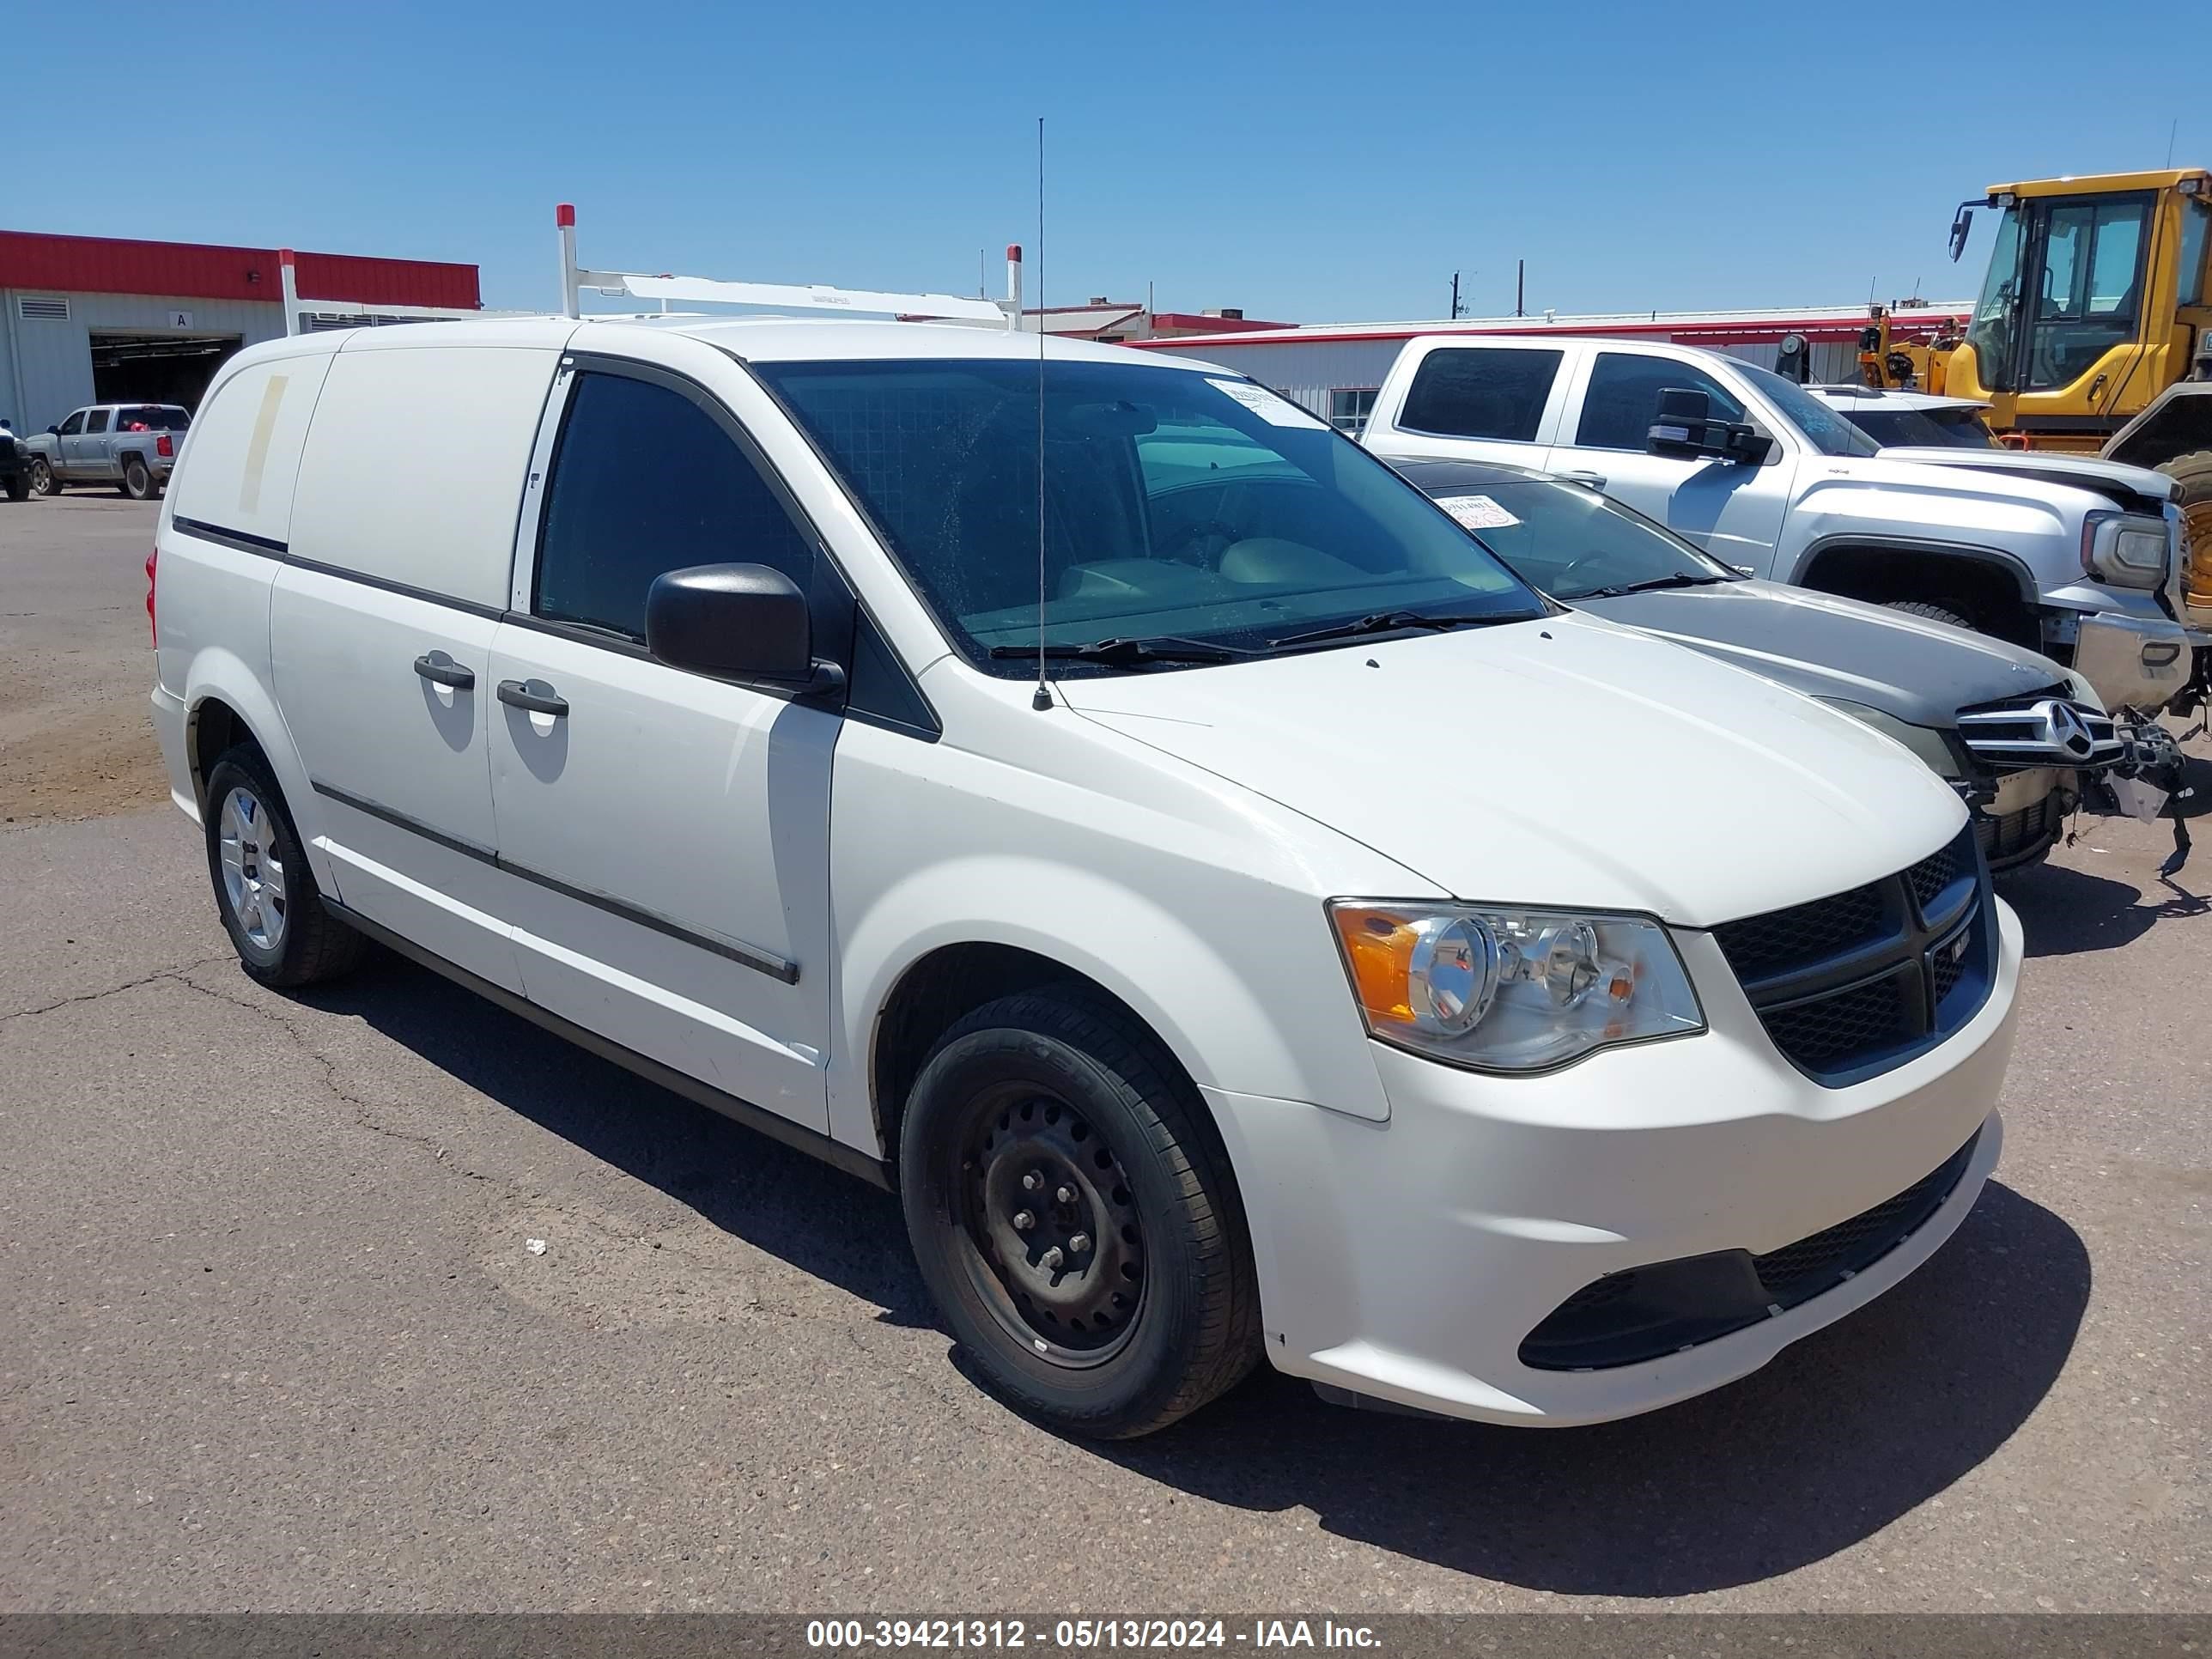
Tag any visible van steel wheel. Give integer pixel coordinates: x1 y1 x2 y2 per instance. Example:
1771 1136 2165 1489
201 745 365 988
122 455 154 500
899 990 1261 1438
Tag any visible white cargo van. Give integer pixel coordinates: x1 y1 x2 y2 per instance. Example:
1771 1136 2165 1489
149 308 2021 1437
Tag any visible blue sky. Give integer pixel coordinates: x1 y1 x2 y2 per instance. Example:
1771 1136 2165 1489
16 0 2203 324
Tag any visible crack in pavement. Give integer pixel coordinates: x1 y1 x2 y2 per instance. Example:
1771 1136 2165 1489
0 956 231 1024
172 964 515 1199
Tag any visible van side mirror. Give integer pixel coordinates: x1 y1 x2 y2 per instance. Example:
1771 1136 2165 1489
1646 388 1771 465
645 563 846 695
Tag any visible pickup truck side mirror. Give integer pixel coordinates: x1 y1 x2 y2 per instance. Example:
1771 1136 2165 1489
645 563 846 695
1647 388 1771 465
46 425 60 436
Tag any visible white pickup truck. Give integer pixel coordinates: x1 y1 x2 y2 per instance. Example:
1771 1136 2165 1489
1359 336 2198 714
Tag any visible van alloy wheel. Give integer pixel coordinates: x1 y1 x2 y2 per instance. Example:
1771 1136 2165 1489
216 785 289 952
956 1083 1147 1365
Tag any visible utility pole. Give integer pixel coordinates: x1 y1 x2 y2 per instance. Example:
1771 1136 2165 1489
1516 259 1524 318
1449 270 1464 319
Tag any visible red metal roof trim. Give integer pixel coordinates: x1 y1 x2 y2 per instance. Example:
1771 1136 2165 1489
0 228 480 308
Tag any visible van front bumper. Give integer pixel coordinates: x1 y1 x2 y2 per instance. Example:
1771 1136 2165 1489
1209 898 2021 1428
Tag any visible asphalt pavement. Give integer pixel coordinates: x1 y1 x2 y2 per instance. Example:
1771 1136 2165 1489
0 500 2205 1613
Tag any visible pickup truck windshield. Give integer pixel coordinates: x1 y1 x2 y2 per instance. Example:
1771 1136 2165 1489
1739 364 1881 458
757 358 1542 674
1418 477 1737 599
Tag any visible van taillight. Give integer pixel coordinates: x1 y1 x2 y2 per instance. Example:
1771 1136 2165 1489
145 548 158 647
156 433 173 458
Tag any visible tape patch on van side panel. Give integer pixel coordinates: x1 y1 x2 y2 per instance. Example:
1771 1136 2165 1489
238 374 289 516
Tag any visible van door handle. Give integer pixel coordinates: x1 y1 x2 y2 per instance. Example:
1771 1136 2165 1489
413 651 475 690
497 678 568 717
1559 471 1607 490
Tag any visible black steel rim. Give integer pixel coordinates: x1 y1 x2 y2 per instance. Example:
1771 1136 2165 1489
952 1080 1147 1368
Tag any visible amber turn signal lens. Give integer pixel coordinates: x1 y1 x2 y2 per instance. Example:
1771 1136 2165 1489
1331 905 1416 1024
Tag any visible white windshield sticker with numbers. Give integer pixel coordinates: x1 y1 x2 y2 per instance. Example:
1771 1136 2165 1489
1206 379 1328 430
1434 493 1522 530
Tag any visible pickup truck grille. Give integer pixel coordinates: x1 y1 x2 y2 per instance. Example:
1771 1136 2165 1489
1713 823 1993 1086
1954 692 2121 771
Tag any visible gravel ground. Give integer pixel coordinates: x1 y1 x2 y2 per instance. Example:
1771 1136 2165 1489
0 500 2204 1613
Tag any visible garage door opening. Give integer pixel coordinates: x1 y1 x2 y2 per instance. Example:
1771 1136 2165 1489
89 332 244 412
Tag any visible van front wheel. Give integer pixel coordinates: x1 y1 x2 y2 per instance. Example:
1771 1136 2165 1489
899 990 1261 1438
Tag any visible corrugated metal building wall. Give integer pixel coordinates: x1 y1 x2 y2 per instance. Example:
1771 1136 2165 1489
1 229 481 434
3 290 286 433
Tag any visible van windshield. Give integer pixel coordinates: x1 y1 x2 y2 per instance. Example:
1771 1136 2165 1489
756 357 1544 674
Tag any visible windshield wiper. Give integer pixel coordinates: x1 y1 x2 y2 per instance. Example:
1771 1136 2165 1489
1563 572 1734 599
1268 609 1539 648
989 635 1247 667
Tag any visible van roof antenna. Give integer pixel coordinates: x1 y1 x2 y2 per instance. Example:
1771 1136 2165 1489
1030 116 1053 713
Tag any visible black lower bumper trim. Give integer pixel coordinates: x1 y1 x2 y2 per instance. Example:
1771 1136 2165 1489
1518 1130 1983 1372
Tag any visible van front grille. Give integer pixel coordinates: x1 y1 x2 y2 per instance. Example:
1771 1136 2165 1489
1712 823 1992 1086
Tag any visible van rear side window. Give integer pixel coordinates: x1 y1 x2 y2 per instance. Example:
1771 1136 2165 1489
286 344 560 608
1400 349 1563 442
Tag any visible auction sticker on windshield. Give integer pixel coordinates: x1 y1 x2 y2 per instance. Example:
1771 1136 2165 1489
1433 494 1522 531
1205 379 1328 430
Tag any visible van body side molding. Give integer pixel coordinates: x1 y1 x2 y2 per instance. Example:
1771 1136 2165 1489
309 779 801 985
317 896 886 1189
172 516 288 558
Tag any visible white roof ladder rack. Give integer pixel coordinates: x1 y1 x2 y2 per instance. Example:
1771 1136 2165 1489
556 204 1024 330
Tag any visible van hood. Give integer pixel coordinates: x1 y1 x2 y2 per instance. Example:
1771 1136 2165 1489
1578 579 2069 738
1057 611 1966 928
1872 447 2178 515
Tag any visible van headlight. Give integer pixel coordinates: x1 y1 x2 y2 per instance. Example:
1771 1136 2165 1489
1328 902 1705 1072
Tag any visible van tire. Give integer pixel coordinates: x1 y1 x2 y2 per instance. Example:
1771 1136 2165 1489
1883 599 1974 630
899 989 1261 1439
121 455 154 500
202 745 366 989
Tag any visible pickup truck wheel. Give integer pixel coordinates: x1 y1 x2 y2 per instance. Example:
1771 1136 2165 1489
899 989 1261 1439
202 747 366 989
27 457 58 495
1883 599 1974 630
121 455 154 500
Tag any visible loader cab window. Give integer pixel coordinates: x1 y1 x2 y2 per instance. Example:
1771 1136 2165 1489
2026 198 2148 390
1970 195 2154 394
2180 199 2210 308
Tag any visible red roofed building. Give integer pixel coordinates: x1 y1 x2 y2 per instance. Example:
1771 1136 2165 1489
1 228 482 431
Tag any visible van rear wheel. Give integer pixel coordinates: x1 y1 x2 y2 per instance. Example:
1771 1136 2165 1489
899 990 1261 1439
202 745 366 989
